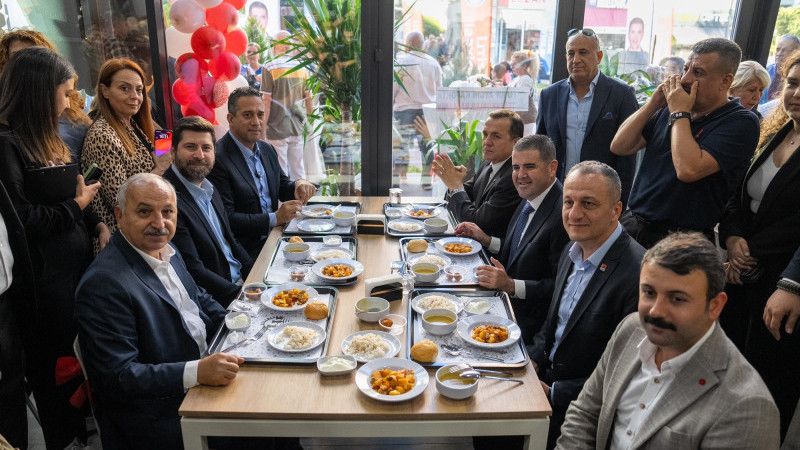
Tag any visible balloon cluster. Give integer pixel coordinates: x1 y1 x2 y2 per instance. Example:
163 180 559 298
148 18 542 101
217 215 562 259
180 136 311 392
166 0 250 125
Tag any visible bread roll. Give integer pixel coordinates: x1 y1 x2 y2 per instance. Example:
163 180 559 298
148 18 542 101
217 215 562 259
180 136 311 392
407 239 428 253
410 340 438 362
289 236 304 243
304 302 329 320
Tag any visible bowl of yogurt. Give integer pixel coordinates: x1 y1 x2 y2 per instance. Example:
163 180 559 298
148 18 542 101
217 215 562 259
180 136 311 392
464 299 492 316
317 355 357 376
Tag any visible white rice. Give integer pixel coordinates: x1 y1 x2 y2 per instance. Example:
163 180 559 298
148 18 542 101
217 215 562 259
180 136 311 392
346 333 390 359
276 326 318 350
313 249 350 261
418 295 456 312
390 221 421 231
417 254 446 267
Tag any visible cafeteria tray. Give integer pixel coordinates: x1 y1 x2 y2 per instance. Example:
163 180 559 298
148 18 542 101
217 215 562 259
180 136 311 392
264 236 359 286
284 201 361 235
383 202 457 237
406 288 529 368
208 286 339 365
398 237 489 286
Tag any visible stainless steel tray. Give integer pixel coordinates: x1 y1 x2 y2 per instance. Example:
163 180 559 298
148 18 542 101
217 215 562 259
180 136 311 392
383 202 457 237
208 286 339 365
264 236 359 286
406 288 529 368
398 237 489 287
284 201 362 235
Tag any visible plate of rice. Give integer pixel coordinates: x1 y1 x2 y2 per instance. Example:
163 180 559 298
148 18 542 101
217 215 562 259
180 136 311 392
387 220 424 233
267 322 326 353
408 252 452 268
341 331 401 363
310 248 354 262
411 292 463 315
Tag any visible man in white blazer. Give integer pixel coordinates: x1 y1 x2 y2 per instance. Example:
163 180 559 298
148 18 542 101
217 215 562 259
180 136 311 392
556 232 779 450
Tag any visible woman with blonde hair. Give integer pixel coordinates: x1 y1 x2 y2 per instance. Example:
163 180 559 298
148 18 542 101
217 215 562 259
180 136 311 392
509 50 539 135
729 60 771 116
81 58 171 233
719 49 800 441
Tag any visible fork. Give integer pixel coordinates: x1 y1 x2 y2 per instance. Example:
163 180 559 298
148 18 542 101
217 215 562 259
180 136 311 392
440 363 514 377
221 318 285 353
440 344 505 362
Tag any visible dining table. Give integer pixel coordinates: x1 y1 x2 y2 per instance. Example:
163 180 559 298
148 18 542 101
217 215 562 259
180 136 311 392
179 196 552 449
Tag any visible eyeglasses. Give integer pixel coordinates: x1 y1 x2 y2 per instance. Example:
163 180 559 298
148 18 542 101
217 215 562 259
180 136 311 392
567 28 596 38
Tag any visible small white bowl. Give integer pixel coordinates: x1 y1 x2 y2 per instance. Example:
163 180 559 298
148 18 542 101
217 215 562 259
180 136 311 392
323 235 342 246
411 262 441 283
443 265 468 282
283 243 310 262
332 211 356 227
225 311 251 332
242 282 267 301
464 298 492 315
355 297 390 323
378 314 406 335
317 355 358 377
424 217 448 234
435 365 478 399
288 265 309 282
421 308 458 335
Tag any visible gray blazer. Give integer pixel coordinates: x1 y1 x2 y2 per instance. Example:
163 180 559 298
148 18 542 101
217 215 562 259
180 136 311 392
556 313 780 450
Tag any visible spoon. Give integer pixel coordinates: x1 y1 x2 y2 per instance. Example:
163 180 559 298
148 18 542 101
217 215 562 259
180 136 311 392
460 370 524 384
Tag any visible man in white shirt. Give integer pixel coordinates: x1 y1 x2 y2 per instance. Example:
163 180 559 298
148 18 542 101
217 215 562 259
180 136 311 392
75 173 242 450
556 232 779 450
454 134 569 343
393 31 442 189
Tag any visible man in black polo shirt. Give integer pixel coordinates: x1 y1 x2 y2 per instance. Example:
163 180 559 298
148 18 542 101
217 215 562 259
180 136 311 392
610 38 759 248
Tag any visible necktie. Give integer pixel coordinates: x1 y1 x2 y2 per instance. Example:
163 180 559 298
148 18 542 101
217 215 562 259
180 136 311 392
508 203 534 263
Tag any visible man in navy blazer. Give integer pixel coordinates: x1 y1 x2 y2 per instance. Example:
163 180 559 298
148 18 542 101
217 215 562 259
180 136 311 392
164 116 253 307
455 135 569 343
75 174 242 450
536 29 638 205
208 87 315 259
528 161 645 449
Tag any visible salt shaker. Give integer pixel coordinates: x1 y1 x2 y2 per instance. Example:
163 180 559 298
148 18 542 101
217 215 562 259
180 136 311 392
389 188 402 204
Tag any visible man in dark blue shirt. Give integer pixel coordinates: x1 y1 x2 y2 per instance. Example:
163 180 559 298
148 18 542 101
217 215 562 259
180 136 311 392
611 38 759 248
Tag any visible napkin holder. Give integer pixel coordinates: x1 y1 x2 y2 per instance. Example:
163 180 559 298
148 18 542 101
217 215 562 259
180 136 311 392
356 213 385 235
364 274 403 302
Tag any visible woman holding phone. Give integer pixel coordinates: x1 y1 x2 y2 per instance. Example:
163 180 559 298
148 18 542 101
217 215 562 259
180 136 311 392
0 46 107 450
81 58 172 234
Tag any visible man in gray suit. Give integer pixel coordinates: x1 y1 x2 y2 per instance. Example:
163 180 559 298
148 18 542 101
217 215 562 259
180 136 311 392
557 232 779 450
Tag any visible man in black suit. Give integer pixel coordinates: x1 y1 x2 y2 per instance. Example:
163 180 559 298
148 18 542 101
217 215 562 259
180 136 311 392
208 87 316 259
528 161 645 449
164 116 253 307
433 109 523 237
0 179 33 449
536 28 638 205
454 134 569 343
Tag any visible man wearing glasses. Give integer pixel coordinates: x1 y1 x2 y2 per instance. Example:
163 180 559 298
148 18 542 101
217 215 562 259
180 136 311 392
536 28 639 207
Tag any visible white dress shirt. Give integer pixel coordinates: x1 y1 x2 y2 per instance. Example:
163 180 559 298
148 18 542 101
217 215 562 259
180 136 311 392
123 234 207 389
488 180 556 298
610 322 717 449
0 214 13 295
392 50 442 111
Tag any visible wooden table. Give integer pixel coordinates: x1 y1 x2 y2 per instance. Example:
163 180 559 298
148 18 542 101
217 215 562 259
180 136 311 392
179 197 551 449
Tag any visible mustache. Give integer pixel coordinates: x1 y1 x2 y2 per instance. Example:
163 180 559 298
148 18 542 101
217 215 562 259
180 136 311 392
644 315 677 331
143 227 170 236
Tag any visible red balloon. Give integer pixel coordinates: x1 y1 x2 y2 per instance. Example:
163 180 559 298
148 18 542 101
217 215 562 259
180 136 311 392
209 52 242 82
223 0 246 9
171 79 198 105
212 79 230 108
182 101 216 123
191 26 226 60
205 2 238 33
224 28 248 57
175 53 208 84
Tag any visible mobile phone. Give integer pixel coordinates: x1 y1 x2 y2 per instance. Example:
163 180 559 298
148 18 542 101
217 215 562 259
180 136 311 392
83 163 103 184
154 129 172 156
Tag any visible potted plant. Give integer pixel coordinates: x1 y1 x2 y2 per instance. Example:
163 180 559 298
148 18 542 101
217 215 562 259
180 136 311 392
431 119 484 180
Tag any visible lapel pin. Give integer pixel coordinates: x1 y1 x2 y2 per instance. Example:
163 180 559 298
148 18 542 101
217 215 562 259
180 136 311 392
600 264 607 272
699 378 706 386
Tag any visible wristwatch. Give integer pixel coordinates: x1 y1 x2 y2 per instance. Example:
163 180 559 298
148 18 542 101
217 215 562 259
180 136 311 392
668 111 692 127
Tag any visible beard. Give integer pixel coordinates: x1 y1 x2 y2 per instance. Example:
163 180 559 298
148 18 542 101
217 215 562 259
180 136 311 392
177 161 211 183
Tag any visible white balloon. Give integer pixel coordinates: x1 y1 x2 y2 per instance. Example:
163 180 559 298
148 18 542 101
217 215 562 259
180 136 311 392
191 0 223 8
165 26 193 59
226 74 249 90
169 0 205 34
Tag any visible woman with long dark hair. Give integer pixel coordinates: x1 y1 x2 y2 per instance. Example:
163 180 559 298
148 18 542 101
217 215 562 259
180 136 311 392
0 46 105 449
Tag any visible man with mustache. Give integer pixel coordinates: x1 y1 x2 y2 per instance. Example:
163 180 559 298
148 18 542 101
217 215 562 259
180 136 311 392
611 38 758 248
527 161 645 449
164 116 253 307
556 232 779 449
75 173 242 449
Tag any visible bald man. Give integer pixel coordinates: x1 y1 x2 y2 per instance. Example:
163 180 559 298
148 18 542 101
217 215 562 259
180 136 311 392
393 31 443 189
